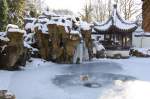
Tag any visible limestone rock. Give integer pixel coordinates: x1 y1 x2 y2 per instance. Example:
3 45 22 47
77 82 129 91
35 28 51 60
81 29 93 59
0 26 27 69
0 90 15 99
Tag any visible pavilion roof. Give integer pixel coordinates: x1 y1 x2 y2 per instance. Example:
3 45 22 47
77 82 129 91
94 5 138 34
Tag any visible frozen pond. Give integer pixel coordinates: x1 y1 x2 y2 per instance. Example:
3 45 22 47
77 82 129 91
1 58 150 99
53 62 136 89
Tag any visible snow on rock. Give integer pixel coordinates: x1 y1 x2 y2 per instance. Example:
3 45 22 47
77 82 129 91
24 18 37 32
100 80 150 99
0 32 6 37
38 18 49 23
24 41 38 52
24 33 35 45
70 30 80 34
47 17 72 33
25 23 33 30
80 21 91 31
0 36 10 42
93 41 105 51
24 33 38 51
34 23 49 34
47 20 57 25
0 32 9 42
25 22 36 32
43 10 57 17
6 24 26 34
70 30 82 38
6 24 19 30
42 24 49 34
7 28 26 34
133 48 150 56
35 16 73 34
0 90 15 99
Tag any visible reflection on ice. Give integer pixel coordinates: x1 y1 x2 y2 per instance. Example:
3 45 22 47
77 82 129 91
66 62 122 74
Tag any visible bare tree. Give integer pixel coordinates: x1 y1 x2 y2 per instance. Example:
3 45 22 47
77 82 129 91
107 0 112 18
53 9 73 15
80 0 93 22
81 0 141 22
115 0 142 20
92 0 106 22
91 0 112 22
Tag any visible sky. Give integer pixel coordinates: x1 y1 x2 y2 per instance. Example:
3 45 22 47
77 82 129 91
44 0 85 14
43 0 142 17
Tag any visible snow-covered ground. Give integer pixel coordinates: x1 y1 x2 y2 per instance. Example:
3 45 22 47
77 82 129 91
0 57 150 99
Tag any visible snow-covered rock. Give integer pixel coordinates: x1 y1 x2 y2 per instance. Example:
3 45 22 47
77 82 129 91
0 90 15 99
6 24 19 31
93 41 105 51
7 28 26 34
80 21 91 31
0 37 9 42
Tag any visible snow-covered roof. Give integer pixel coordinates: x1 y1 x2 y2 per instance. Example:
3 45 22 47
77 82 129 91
94 5 137 33
133 27 150 36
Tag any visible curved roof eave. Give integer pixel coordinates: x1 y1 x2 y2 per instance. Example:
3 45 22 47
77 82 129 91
94 5 138 33
94 25 138 34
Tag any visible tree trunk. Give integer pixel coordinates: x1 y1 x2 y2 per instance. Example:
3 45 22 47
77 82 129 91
142 0 150 32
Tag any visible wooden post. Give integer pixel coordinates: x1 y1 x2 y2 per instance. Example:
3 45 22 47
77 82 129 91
121 35 124 48
125 35 127 47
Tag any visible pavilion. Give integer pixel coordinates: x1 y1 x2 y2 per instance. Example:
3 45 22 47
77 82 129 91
93 5 138 50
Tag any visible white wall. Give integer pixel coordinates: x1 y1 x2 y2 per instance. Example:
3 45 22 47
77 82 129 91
142 37 150 48
133 35 150 48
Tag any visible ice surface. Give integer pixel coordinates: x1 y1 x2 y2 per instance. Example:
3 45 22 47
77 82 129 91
0 55 150 99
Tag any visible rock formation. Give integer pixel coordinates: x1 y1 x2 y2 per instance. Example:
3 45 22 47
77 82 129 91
0 90 15 99
81 29 93 59
0 25 28 69
33 16 93 64
35 26 51 60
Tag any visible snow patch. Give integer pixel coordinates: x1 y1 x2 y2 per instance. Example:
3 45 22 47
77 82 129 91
80 21 91 31
0 36 9 42
7 28 25 34
100 80 150 99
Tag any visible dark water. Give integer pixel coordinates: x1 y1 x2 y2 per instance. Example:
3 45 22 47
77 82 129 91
52 62 136 88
